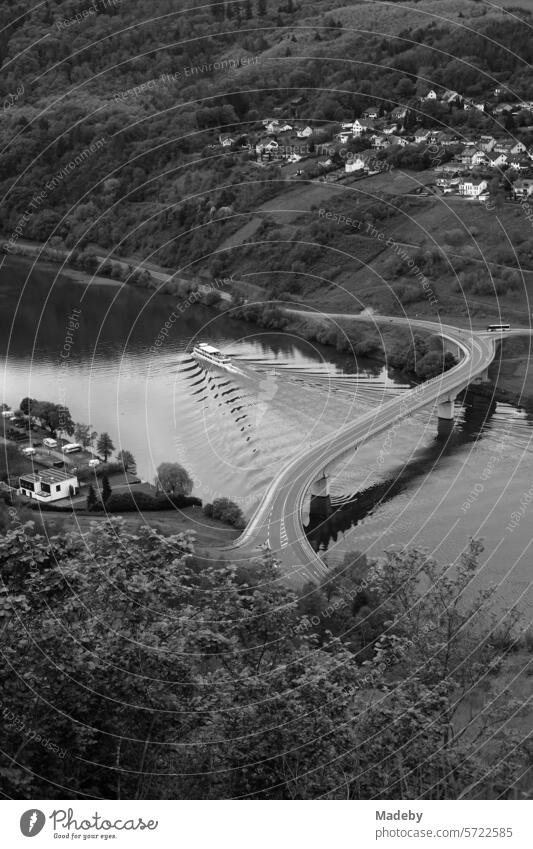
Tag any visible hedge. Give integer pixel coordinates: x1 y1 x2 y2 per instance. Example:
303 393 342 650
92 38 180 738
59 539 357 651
105 492 202 512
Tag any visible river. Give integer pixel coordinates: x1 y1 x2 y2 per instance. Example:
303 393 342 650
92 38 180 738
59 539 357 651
1 255 532 614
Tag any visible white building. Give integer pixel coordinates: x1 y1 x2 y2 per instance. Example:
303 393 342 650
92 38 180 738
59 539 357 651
345 155 367 173
487 151 508 168
352 118 375 135
296 125 313 138
479 135 496 152
19 468 80 502
336 131 352 144
459 179 488 197
514 178 533 198
255 138 279 154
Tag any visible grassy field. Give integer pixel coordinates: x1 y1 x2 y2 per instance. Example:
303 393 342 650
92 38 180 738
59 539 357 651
218 165 533 325
39 505 240 552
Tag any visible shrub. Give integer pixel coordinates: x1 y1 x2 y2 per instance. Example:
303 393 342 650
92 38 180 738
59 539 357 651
205 498 246 529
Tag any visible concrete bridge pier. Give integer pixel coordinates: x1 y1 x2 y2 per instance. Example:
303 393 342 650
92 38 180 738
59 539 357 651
309 470 332 519
310 470 330 498
437 398 455 420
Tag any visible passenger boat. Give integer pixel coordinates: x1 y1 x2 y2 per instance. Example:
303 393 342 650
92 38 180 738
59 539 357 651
192 342 243 374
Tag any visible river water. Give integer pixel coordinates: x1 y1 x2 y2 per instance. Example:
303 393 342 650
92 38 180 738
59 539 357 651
1 255 532 614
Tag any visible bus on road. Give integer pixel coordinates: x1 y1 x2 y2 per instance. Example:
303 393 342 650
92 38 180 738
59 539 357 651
487 323 510 332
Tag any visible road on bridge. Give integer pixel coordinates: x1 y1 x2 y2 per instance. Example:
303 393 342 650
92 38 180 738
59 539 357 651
227 314 530 586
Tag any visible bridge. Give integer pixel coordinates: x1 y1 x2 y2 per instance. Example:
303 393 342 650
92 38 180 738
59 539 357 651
227 314 530 586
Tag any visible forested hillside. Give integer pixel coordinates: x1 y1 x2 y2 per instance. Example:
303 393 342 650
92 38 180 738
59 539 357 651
1 0 532 279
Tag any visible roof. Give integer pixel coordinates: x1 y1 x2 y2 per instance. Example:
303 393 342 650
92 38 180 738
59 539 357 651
20 468 77 485
198 343 221 354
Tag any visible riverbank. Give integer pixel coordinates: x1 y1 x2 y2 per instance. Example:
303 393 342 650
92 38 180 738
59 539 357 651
4 239 532 406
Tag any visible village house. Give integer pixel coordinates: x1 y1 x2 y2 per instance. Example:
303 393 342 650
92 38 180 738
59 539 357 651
265 120 292 134
434 131 460 147
390 106 408 122
255 137 279 154
382 123 399 135
345 155 366 173
218 134 235 147
460 149 487 168
352 118 375 135
18 468 80 503
508 156 530 172
363 106 380 119
389 135 409 147
371 134 391 150
487 151 509 168
436 176 461 193
479 135 496 151
336 131 352 144
414 128 431 143
296 125 313 138
494 139 527 155
422 89 438 101
345 151 375 173
493 103 513 115
514 177 533 198
459 178 489 197
442 90 463 106
436 160 463 174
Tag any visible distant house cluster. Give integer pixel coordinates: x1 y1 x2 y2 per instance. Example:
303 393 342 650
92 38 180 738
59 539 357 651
211 84 533 198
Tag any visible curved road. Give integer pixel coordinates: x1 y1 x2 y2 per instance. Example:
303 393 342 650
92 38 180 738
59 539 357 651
228 315 530 585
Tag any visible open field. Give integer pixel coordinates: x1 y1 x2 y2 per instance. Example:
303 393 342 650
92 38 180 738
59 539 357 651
39 505 240 551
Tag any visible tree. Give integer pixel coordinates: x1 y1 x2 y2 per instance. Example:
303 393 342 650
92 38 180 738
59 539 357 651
97 432 115 462
154 462 193 496
86 484 97 511
101 475 112 505
74 423 97 449
257 0 267 15
33 401 74 437
19 397 36 416
206 497 246 529
0 525 527 799
116 450 136 472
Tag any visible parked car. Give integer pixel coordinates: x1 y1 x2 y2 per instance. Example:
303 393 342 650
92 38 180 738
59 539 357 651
88 458 100 468
21 446 36 456
43 437 58 448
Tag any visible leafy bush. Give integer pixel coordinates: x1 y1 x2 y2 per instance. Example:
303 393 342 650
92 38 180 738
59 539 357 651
203 498 246 529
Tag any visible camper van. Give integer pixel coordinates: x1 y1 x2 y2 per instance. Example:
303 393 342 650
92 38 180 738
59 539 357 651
62 443 82 454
